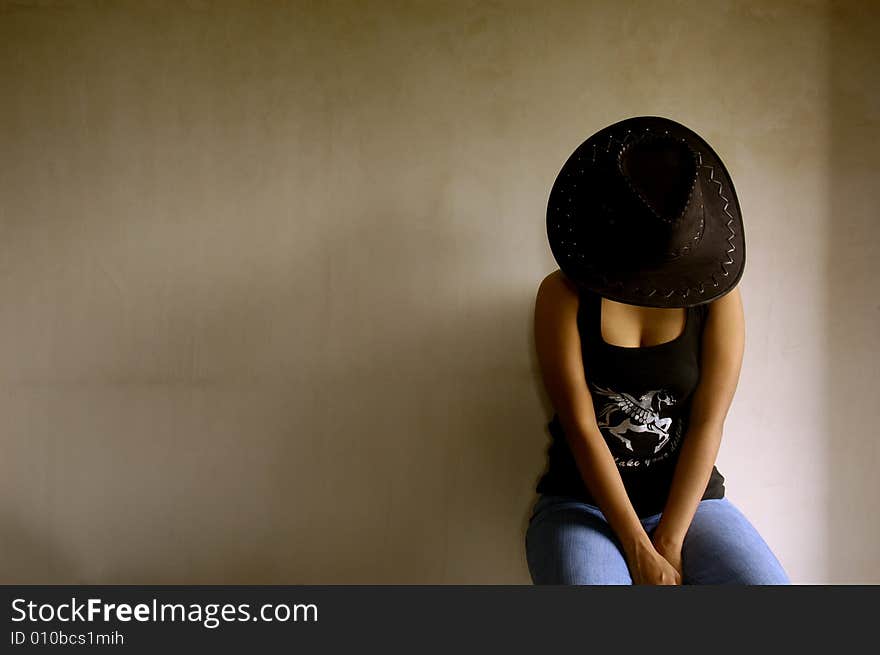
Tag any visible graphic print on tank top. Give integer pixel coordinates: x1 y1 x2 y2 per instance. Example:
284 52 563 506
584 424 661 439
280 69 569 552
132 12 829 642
589 381 685 470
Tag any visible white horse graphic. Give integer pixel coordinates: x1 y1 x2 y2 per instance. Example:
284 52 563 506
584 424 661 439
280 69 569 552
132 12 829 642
591 384 677 454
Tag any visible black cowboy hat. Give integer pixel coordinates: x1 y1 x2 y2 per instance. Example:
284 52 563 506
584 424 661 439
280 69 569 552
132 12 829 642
546 115 745 308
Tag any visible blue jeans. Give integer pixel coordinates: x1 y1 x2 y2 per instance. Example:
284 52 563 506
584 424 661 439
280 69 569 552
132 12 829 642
525 493 791 585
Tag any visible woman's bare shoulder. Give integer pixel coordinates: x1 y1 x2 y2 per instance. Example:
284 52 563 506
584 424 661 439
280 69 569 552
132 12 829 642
537 269 579 298
703 284 742 315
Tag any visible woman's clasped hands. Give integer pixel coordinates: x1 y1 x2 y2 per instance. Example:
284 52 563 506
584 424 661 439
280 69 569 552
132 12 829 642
626 531 684 585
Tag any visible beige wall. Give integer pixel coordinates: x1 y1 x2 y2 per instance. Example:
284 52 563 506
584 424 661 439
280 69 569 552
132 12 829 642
1 0 876 584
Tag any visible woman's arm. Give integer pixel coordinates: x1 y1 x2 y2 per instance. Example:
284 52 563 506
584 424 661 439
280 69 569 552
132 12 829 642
652 285 746 554
533 271 654 560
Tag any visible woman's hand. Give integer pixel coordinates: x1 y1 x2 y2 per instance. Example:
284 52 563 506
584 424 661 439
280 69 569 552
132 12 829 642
650 531 684 582
625 539 682 585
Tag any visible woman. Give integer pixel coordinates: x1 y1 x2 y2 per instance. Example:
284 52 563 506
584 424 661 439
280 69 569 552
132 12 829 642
526 116 790 585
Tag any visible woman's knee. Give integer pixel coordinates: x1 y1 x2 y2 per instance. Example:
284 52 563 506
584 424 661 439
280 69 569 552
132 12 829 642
526 507 632 585
682 498 791 585
685 546 790 585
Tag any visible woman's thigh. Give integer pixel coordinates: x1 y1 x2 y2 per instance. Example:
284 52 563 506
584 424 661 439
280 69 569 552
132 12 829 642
681 498 791 585
525 499 632 585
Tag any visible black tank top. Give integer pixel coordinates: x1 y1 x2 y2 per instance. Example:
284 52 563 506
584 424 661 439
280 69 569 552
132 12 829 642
535 286 726 517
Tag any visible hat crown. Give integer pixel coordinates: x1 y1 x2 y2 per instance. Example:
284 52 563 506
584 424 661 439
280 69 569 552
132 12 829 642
617 133 698 225
592 130 705 267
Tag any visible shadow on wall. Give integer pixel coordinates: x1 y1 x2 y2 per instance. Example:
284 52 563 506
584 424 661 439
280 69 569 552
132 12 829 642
0 509 79 584
826 2 880 583
0 1 545 584
0 210 539 585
